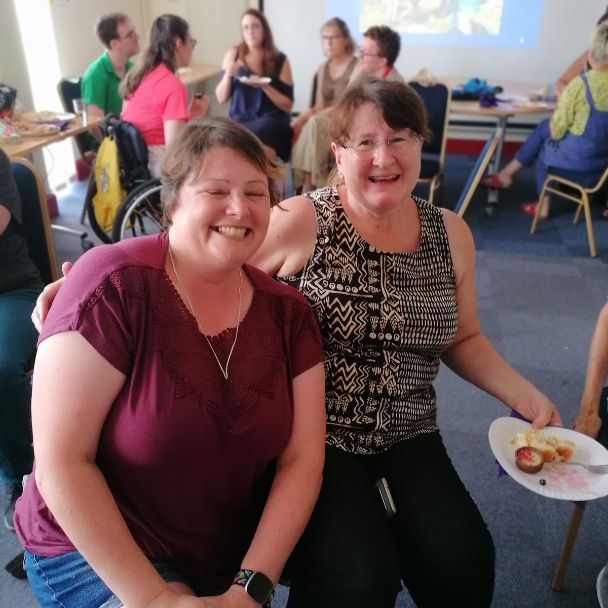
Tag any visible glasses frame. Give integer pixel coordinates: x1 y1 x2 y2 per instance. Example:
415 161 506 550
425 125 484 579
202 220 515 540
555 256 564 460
358 48 382 58
340 132 423 156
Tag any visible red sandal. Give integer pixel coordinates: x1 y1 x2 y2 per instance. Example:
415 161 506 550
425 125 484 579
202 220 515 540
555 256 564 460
481 174 511 189
520 202 549 219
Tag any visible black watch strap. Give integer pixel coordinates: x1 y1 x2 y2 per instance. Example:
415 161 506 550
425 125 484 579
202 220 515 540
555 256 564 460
232 569 274 606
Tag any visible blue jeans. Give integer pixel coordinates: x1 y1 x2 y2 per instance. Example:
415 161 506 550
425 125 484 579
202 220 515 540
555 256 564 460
0 287 39 485
24 550 192 608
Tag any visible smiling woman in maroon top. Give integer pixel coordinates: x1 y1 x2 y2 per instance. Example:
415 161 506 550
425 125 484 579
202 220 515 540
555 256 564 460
15 118 325 608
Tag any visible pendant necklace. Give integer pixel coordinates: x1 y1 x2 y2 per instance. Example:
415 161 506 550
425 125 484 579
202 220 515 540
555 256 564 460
169 245 242 380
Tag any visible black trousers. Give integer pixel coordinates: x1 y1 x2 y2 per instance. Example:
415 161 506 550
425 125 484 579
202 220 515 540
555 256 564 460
285 432 495 608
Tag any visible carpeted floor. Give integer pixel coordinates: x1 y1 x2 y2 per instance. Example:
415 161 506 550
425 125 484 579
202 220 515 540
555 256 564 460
2 153 608 608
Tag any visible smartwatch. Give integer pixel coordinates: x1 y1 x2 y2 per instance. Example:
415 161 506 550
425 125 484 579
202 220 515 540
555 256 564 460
232 569 274 605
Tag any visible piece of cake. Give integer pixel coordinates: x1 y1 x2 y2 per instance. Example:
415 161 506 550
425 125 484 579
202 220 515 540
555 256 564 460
510 429 575 463
515 446 544 474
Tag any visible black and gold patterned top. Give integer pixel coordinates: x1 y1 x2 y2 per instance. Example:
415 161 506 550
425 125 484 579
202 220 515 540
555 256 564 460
279 186 458 455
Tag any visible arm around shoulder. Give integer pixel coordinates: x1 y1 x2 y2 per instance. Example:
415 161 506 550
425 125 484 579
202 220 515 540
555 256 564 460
250 194 317 277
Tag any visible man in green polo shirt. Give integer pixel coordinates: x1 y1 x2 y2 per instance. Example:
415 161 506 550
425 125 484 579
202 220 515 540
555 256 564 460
82 12 140 140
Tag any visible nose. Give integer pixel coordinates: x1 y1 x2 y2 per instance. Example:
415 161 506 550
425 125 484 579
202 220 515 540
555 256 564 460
227 192 250 217
372 140 394 165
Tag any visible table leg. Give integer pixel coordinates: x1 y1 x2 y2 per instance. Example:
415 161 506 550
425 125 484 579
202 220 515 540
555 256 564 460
485 119 507 215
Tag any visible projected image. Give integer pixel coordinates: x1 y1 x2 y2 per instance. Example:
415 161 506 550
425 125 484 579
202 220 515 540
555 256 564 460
360 0 504 36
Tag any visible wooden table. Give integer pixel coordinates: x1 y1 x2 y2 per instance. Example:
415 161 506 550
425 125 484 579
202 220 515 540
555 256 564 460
445 77 556 211
0 115 100 159
177 64 221 87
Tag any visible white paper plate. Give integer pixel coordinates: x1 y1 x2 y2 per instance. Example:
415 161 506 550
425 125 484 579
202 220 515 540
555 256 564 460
238 76 271 85
489 417 608 501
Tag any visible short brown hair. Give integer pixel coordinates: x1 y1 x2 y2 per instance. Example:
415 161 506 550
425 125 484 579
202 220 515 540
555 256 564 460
160 117 283 226
363 26 401 66
95 13 129 48
329 77 430 145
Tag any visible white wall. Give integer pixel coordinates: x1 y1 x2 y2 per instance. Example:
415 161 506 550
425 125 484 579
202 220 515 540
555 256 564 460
50 0 146 78
0 0 34 111
266 0 607 112
4 0 604 127
145 0 251 115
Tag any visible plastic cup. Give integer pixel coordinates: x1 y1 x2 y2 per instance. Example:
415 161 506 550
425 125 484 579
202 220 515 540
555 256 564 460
72 98 87 124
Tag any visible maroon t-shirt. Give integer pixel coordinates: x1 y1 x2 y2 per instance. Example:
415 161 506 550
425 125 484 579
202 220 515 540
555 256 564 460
15 232 324 593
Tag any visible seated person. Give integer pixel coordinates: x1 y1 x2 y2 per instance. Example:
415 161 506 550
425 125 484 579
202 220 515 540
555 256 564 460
291 17 357 193
120 14 209 177
215 8 294 161
352 25 405 85
485 22 608 219
15 118 325 608
82 12 140 141
292 24 405 191
0 149 43 532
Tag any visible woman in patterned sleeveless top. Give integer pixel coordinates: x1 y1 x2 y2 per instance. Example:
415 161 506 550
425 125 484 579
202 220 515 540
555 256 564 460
251 78 562 608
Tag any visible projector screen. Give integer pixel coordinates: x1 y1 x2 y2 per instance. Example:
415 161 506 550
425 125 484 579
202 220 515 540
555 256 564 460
326 0 543 48
265 0 604 112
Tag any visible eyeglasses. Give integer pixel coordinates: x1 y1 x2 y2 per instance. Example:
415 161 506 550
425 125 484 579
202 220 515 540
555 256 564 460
358 48 381 58
322 35 344 42
341 132 423 156
189 38 198 48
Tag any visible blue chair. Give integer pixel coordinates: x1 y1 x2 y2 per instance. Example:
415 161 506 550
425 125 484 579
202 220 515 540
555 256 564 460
409 80 451 205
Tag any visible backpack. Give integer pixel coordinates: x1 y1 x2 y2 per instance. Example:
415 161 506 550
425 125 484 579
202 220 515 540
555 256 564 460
92 133 125 232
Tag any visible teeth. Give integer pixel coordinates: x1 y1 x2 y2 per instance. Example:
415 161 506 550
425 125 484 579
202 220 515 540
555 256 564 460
370 176 397 182
216 226 247 237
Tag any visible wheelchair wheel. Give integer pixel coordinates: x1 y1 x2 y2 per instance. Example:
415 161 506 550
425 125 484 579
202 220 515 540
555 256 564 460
84 176 112 244
111 179 163 242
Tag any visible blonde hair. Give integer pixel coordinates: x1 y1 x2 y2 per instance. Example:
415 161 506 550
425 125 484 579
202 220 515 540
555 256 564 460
590 21 608 65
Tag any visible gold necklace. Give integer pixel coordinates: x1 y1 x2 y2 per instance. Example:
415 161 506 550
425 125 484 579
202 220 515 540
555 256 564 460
169 245 242 380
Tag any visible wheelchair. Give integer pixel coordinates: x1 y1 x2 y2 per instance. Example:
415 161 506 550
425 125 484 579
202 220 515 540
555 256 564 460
84 115 163 243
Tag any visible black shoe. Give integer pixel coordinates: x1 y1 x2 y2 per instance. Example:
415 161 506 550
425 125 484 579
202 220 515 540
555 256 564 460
3 482 23 531
4 552 26 579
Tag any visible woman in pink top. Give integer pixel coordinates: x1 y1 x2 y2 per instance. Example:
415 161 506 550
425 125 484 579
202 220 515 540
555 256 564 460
121 14 209 177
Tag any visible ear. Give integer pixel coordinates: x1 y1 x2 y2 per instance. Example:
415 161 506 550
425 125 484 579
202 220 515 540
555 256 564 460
175 37 185 52
331 141 343 170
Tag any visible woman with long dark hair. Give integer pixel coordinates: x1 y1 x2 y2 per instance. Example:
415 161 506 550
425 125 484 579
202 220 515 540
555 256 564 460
215 8 293 161
121 14 208 176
